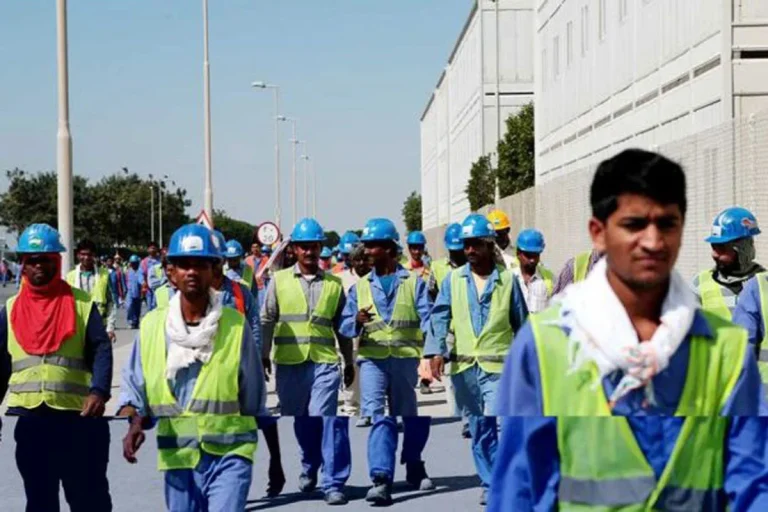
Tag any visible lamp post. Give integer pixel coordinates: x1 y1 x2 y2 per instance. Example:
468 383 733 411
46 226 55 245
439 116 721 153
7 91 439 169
149 183 155 242
251 81 281 230
300 142 309 218
202 0 213 219
277 116 299 226
56 0 74 273
494 0 501 203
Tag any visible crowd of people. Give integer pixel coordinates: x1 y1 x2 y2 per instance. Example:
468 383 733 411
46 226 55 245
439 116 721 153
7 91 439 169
2 147 768 511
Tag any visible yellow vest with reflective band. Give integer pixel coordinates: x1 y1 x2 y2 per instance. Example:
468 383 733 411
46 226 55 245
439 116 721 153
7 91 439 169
450 265 514 374
754 272 768 386
272 268 342 365
240 264 254 290
431 259 453 292
155 284 171 309
6 288 94 411
697 270 733 321
139 307 257 471
66 267 110 317
531 305 745 510
357 274 423 359
573 251 592 283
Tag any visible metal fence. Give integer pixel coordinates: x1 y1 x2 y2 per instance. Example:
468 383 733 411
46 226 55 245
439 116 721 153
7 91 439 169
425 109 768 280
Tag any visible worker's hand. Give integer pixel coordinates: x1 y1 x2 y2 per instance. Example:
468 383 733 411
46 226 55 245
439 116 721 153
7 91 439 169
123 418 146 464
429 356 445 382
81 393 106 417
108 331 116 343
418 358 433 381
356 305 374 326
262 358 272 382
343 364 356 388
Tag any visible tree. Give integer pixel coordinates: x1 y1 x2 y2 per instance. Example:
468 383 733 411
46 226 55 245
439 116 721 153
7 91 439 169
213 210 256 250
465 156 495 211
496 102 535 196
402 191 422 232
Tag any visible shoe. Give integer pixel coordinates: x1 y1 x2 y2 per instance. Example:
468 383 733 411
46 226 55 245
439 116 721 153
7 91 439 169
299 474 317 493
419 380 432 395
265 463 286 498
365 478 393 506
480 488 488 506
324 490 348 505
405 461 435 491
461 422 471 439
356 416 372 428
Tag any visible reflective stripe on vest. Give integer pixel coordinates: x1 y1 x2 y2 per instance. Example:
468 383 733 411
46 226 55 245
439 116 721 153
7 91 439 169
6 288 94 411
573 251 592 283
755 272 768 390
272 269 342 365
449 265 514 374
357 274 423 360
697 270 733 321
139 307 257 471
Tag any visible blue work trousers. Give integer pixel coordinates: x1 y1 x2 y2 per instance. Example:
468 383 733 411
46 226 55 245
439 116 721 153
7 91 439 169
275 360 340 416
126 297 142 328
451 364 500 488
164 453 252 512
293 417 351 492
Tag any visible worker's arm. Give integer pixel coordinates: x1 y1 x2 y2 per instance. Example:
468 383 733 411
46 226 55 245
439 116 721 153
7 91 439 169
84 304 113 399
488 416 559 511
241 284 262 356
414 275 434 335
259 278 279 360
238 324 268 417
732 277 763 349
147 263 164 291
424 276 452 358
332 291 354 366
0 308 10 403
339 283 363 339
496 322 544 416
721 340 768 415
509 276 530 331
724 417 768 510
551 256 575 297
116 334 152 420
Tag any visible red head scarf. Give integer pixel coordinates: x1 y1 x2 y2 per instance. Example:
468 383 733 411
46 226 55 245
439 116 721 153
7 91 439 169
11 254 77 355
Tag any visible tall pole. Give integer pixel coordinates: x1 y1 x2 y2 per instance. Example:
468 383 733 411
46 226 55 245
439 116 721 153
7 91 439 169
273 87 281 230
302 142 309 218
494 0 501 203
311 160 317 218
291 120 298 225
56 0 74 273
202 0 213 219
150 184 155 242
158 184 163 247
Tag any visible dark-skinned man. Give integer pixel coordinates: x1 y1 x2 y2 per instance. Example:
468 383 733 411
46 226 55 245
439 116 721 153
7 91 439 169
261 218 354 506
0 223 113 511
424 214 529 506
117 223 266 511
340 217 434 506
512 229 554 313
67 238 114 342
490 149 768 511
225 239 258 298
487 209 516 269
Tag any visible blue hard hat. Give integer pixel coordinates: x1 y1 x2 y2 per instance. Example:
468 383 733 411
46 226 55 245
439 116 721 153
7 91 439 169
361 218 399 243
167 224 220 260
225 240 244 258
706 207 761 244
444 223 463 251
407 231 427 246
460 214 496 240
212 231 227 259
516 228 546 253
16 223 66 254
339 231 361 255
290 218 326 243
261 245 272 254
129 254 141 264
320 247 333 259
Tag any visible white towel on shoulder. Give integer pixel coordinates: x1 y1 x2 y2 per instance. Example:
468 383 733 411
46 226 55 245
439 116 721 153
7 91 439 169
165 289 223 380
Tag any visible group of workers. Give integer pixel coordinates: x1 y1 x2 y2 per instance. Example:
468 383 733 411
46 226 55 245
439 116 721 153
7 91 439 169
3 147 768 511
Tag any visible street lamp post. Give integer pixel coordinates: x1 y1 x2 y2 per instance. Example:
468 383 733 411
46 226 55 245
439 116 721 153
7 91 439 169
203 0 213 220
149 183 155 242
300 142 309 218
56 0 74 273
494 0 501 204
251 81 281 230
277 116 299 226
311 160 316 218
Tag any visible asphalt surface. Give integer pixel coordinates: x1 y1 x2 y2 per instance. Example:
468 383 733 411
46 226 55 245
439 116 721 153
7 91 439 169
0 286 481 511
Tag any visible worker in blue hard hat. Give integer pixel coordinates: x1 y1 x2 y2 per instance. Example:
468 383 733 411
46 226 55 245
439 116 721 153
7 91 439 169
333 231 361 275
260 217 354 505
693 206 764 321
117 223 267 511
319 246 333 271
340 217 435 505
125 254 143 329
404 231 431 280
512 228 555 313
224 239 258 298
490 149 768 511
424 213 529 506
0 223 114 511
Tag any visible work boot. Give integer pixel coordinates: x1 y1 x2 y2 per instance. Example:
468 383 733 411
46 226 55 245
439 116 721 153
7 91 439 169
419 379 432 395
356 416 372 428
365 475 393 506
299 473 318 493
265 462 286 498
405 461 435 491
480 488 488 506
324 490 348 505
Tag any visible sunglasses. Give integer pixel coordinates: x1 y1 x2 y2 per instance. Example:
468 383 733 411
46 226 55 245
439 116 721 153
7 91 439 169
24 255 56 266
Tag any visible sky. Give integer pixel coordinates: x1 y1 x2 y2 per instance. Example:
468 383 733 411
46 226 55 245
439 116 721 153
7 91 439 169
0 0 471 240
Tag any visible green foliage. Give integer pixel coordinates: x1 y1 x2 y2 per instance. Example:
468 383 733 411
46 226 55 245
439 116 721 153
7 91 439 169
496 102 535 196
402 191 422 232
213 210 256 250
465 156 495 211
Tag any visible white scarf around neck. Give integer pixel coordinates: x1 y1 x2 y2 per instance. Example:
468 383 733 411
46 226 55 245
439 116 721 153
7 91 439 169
555 257 698 408
165 288 223 380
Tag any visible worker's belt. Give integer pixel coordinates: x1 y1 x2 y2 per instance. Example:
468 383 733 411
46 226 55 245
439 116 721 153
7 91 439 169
11 355 88 373
273 336 335 346
364 320 421 332
9 381 90 395
278 314 333 327
358 339 423 349
149 399 241 417
448 354 506 364
156 430 259 450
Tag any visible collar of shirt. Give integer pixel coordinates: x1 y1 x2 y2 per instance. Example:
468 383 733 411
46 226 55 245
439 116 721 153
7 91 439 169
291 263 325 280
367 265 410 282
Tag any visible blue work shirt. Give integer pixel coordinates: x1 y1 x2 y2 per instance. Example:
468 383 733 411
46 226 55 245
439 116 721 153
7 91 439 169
490 308 768 511
126 267 143 300
339 265 433 340
0 304 114 415
109 268 127 303
732 274 767 354
117 309 267 419
425 264 529 358
147 262 166 291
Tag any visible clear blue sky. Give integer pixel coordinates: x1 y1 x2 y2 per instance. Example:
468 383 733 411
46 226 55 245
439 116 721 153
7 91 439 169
0 0 470 238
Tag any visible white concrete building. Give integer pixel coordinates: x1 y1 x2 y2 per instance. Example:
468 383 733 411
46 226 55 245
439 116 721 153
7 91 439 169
420 0 535 232
536 0 768 183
